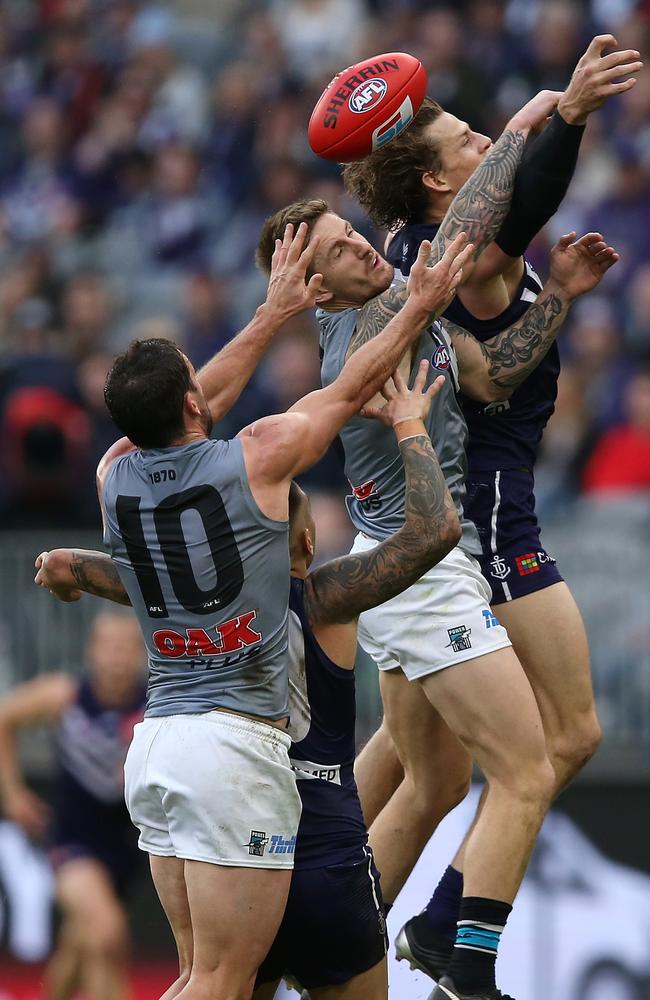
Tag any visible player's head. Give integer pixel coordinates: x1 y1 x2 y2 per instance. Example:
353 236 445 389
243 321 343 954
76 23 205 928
256 199 393 309
288 480 316 572
104 338 212 448
343 97 492 229
85 609 146 703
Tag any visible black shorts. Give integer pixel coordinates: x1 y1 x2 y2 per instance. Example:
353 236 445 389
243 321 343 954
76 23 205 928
49 832 142 899
465 468 563 605
255 849 387 991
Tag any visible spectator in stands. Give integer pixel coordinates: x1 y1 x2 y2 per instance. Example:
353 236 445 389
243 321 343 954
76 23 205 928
582 369 650 493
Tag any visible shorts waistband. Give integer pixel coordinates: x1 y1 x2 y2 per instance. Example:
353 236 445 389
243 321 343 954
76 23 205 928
164 710 292 749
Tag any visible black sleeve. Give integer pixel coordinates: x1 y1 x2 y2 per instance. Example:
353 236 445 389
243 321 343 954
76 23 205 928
495 111 586 259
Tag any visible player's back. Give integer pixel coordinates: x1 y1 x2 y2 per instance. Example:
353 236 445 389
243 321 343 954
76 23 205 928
101 437 291 721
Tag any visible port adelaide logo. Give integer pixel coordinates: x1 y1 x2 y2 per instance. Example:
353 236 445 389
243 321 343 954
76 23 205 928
349 78 388 114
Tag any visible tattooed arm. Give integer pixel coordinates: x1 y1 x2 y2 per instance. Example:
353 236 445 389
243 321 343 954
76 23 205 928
348 91 560 357
304 365 461 627
35 549 131 605
448 231 619 401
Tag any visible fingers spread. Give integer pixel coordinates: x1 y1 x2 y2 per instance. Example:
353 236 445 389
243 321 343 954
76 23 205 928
412 359 429 393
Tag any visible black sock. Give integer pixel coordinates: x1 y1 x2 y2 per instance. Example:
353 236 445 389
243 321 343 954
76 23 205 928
424 865 464 940
447 896 512 993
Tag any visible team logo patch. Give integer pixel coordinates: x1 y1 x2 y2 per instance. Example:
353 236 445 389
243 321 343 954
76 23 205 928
432 345 451 370
246 830 269 857
349 78 387 114
351 479 378 501
446 625 472 652
516 552 540 575
482 609 500 629
489 554 510 580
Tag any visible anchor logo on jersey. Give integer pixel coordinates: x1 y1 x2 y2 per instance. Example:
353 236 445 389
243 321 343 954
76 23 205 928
432 344 451 370
489 554 511 580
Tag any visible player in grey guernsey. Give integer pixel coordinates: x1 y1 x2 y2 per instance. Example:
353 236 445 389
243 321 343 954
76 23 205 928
256 179 619 997
92 223 469 1000
35 365 461 1000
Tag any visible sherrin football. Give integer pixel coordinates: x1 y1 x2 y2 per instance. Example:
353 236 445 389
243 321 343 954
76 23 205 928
308 52 427 163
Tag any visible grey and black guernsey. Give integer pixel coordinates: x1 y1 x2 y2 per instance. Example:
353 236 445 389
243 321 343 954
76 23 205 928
318 301 481 556
386 223 553 472
286 577 367 869
102 437 290 720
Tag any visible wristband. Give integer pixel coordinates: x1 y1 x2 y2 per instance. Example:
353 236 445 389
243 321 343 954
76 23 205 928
393 415 422 427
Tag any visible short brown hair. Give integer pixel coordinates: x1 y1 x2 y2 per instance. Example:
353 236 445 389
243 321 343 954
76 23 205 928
255 198 330 275
343 98 444 230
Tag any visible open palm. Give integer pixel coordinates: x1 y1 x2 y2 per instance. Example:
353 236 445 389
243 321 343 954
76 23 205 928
549 232 619 298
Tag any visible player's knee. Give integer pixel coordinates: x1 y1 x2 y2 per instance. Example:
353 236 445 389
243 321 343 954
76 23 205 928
83 910 129 965
437 757 472 813
550 713 602 783
490 748 555 810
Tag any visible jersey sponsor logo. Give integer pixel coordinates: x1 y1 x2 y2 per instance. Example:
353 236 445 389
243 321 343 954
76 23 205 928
489 554 511 580
246 830 269 856
152 610 262 658
536 550 556 565
482 609 500 629
349 77 387 113
268 834 296 855
292 758 342 785
481 399 511 416
432 344 451 370
446 625 472 652
350 478 382 512
515 552 540 575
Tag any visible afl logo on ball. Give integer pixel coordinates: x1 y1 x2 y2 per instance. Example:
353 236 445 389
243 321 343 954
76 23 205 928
432 345 451 370
349 78 388 114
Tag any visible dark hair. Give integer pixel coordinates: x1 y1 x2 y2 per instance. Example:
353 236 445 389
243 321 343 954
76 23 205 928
104 338 192 448
255 198 330 275
342 98 444 230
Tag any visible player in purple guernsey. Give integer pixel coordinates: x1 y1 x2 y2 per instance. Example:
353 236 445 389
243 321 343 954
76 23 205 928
0 610 146 1000
35 365 461 999
343 35 643 992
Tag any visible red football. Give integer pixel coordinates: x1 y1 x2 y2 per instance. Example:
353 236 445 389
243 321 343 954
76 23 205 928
308 52 427 163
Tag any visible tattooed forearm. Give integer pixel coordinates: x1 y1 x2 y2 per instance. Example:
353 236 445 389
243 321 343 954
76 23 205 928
347 281 410 357
446 292 567 394
429 129 527 265
70 552 131 605
305 435 459 625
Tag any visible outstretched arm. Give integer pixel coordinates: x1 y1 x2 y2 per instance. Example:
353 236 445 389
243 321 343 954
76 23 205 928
450 232 619 401
491 35 642 264
197 223 324 421
304 364 461 626
348 90 560 355
35 549 131 605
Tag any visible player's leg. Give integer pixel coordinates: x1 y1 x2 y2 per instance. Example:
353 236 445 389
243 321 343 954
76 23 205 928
353 720 404 829
421 645 554 997
55 857 130 1000
364 669 471 907
309 957 388 999
44 920 83 1000
495 581 601 792
149 854 193 1000
178 861 291 1000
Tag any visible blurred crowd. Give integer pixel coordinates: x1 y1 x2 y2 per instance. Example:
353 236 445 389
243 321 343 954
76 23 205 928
0 0 649 540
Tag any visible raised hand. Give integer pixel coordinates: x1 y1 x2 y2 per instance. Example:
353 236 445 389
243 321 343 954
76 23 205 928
266 222 324 319
549 232 619 299
508 90 563 134
408 233 473 317
361 360 445 428
558 35 643 125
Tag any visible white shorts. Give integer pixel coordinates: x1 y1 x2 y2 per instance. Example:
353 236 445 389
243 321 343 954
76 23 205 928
351 533 512 681
124 710 302 869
